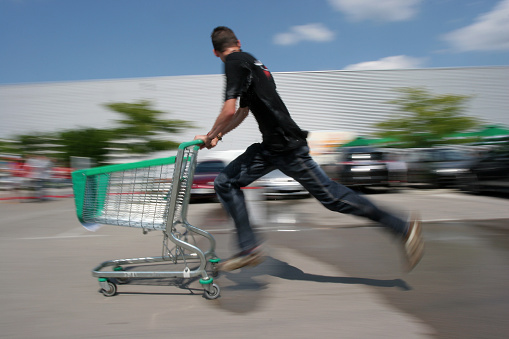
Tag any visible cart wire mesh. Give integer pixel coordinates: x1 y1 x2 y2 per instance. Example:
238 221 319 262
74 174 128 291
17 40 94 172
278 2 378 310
72 142 199 231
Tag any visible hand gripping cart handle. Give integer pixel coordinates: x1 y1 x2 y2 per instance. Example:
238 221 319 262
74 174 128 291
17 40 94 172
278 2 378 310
71 140 221 299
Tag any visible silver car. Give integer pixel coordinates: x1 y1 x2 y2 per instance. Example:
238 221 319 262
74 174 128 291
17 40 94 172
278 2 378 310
254 170 309 199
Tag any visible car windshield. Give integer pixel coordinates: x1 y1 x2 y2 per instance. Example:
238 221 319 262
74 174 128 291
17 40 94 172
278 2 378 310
195 161 225 174
431 149 467 161
406 149 468 162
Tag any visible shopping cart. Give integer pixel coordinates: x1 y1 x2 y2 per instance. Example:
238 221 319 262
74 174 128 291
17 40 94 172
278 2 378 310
71 140 221 299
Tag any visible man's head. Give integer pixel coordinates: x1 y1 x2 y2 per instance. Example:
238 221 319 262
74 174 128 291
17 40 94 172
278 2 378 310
211 26 240 55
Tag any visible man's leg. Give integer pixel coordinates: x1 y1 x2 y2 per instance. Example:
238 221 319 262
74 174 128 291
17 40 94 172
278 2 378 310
276 146 407 234
275 146 424 270
214 143 274 252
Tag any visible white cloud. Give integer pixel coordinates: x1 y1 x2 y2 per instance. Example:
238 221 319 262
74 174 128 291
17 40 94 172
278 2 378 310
442 0 509 52
327 0 422 22
344 55 426 70
273 23 335 45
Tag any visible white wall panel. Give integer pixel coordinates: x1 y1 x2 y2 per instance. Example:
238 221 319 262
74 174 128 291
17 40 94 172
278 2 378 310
1 67 507 153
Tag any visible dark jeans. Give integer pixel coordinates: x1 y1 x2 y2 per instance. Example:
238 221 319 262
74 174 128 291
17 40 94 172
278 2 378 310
214 143 408 252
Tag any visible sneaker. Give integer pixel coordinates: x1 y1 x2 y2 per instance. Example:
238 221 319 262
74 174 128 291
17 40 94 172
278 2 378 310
402 214 424 272
218 246 264 272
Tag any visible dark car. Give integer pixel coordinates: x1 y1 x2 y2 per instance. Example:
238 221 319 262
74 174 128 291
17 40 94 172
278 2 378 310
459 144 509 195
190 159 226 201
324 147 393 189
405 148 474 188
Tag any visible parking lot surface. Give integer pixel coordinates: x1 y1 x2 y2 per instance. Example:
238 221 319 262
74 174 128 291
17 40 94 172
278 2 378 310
1 188 508 338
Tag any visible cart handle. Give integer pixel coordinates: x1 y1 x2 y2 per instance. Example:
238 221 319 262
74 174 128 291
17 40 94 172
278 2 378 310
179 139 205 150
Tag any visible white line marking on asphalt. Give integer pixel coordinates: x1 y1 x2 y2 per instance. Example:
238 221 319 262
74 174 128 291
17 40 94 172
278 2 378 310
20 227 108 240
423 217 509 223
21 235 108 240
207 226 303 233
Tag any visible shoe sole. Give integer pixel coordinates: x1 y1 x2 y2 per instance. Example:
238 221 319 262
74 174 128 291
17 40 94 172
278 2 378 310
218 252 264 272
404 217 424 271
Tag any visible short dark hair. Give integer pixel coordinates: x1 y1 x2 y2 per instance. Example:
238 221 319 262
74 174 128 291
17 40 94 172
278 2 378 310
211 26 238 52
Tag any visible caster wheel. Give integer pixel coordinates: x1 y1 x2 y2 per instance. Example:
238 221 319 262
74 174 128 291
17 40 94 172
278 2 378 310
203 283 220 300
100 281 117 297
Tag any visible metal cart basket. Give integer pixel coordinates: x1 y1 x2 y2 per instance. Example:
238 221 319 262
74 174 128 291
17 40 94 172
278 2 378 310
71 140 221 299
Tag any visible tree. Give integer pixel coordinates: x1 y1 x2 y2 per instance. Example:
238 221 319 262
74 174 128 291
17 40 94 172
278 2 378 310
15 133 66 161
105 100 194 154
7 101 194 166
374 87 481 148
0 138 21 155
58 128 112 165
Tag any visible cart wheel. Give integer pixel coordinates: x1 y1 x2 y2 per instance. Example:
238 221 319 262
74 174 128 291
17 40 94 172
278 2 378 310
203 283 220 300
100 281 117 297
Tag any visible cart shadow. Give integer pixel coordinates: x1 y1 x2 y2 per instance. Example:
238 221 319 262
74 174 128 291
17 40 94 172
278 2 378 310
108 276 205 297
113 256 410 290
102 262 213 297
105 256 410 312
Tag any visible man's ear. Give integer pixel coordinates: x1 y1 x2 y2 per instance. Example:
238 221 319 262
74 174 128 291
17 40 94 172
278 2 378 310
213 49 220 58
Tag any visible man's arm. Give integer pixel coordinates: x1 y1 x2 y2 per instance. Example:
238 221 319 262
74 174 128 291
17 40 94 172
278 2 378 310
194 98 249 149
220 105 249 136
208 98 237 140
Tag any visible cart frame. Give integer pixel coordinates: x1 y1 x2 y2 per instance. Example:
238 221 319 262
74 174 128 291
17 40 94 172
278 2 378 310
71 140 221 299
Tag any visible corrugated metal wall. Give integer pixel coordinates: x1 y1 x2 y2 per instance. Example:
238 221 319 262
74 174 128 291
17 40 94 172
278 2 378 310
276 67 509 136
1 66 508 152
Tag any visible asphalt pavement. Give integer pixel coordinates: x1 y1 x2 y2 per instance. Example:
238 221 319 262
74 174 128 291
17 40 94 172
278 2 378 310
1 188 508 338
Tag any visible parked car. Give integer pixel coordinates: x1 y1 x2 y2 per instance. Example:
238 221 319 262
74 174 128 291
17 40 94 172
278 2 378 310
405 148 474 188
323 147 393 190
191 160 309 201
190 159 226 201
459 144 509 195
253 169 309 199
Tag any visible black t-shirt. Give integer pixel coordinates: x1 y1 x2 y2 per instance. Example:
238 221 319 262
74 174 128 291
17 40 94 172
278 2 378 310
224 51 308 152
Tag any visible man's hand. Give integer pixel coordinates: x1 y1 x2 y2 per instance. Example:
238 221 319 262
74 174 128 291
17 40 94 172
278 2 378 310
194 135 217 150
209 136 220 149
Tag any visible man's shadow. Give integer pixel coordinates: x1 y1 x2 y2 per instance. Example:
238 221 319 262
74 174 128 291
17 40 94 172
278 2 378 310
273 257 410 288
215 256 411 313
222 256 411 290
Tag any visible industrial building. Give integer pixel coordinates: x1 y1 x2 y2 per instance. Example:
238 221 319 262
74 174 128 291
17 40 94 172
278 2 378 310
1 66 508 160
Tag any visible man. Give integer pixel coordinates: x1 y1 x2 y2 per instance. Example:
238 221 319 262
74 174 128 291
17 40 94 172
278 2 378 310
25 155 52 201
194 26 423 272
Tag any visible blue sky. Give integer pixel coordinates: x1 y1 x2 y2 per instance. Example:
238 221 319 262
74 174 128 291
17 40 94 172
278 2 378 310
1 0 508 85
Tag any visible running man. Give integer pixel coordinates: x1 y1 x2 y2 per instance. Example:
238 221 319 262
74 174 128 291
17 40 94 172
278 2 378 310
194 26 424 272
